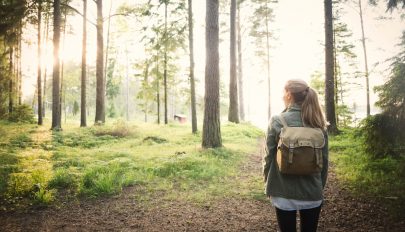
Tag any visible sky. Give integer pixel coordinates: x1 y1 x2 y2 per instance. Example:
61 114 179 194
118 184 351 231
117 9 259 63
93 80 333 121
21 0 404 129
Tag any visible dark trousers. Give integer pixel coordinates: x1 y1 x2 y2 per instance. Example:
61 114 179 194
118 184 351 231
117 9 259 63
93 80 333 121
275 205 322 232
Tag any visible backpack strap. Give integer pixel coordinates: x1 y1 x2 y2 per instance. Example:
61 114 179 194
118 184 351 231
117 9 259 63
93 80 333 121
279 115 288 128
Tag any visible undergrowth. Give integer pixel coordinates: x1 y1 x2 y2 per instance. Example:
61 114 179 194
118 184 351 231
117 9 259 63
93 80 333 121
330 128 405 218
0 120 264 208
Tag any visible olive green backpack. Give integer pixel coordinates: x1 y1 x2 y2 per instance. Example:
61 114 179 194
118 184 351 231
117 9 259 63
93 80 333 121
276 115 325 175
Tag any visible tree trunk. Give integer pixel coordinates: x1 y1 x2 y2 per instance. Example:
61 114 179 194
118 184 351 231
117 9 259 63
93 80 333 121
359 0 370 116
95 0 105 124
144 61 150 123
60 10 67 126
202 0 222 148
324 0 338 134
333 28 339 125
265 0 271 120
228 0 239 123
37 1 43 125
104 0 113 92
52 0 61 130
164 3 168 124
43 10 50 118
237 2 244 121
81 0 87 127
188 0 197 133
126 48 129 121
156 32 160 124
8 47 13 115
18 21 22 105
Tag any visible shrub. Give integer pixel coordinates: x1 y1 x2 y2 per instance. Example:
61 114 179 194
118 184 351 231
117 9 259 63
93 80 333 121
10 133 33 148
360 114 404 158
49 168 78 189
92 120 132 138
8 104 35 123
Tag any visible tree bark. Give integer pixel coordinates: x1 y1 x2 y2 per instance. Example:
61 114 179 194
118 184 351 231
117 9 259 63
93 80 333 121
8 47 13 115
188 0 197 133
156 34 160 124
52 0 61 130
18 21 22 105
95 0 105 124
324 0 338 134
228 0 239 123
60 10 67 126
164 2 168 124
144 61 150 123
37 0 43 125
359 0 370 116
104 0 113 94
237 2 244 121
202 0 222 148
43 9 50 118
80 0 87 127
265 0 271 120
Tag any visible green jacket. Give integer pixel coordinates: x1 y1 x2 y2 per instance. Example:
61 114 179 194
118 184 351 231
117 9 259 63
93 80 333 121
263 104 329 201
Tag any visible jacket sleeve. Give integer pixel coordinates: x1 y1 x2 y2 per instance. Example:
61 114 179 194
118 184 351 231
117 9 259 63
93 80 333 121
321 132 329 189
263 116 281 182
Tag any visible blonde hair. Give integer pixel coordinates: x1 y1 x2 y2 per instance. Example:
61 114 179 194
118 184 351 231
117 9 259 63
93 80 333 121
285 79 326 129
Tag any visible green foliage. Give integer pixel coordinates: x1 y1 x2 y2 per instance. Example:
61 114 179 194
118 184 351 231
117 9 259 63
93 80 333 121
336 104 353 127
360 114 403 158
92 120 133 138
106 58 120 100
49 168 79 189
33 188 55 205
10 133 33 148
331 129 405 216
107 102 117 118
1 120 263 207
72 101 79 116
361 31 405 158
80 162 135 197
143 136 168 144
8 104 35 123
375 39 405 119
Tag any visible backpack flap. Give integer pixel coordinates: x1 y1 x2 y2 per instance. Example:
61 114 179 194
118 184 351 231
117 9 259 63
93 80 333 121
277 126 325 175
279 127 325 149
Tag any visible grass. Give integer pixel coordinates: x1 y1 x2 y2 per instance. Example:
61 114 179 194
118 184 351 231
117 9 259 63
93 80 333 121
330 128 405 217
0 119 264 207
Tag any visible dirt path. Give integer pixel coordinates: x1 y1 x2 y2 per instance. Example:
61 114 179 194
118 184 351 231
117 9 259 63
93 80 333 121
1 142 404 232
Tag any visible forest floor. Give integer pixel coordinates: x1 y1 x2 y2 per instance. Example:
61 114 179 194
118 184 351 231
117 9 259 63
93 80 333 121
1 139 405 232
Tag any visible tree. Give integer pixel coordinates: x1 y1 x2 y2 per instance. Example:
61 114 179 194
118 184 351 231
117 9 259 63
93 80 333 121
52 0 62 130
369 0 405 9
163 0 169 124
95 0 105 124
324 0 338 134
361 31 405 157
237 0 245 121
37 0 43 125
250 0 274 120
81 0 87 127
202 0 222 148
42 1 51 118
188 0 197 133
333 2 359 127
135 0 187 124
357 0 371 116
228 0 239 123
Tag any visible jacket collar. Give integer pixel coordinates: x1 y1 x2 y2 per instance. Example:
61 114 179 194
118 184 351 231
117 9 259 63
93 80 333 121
286 103 301 112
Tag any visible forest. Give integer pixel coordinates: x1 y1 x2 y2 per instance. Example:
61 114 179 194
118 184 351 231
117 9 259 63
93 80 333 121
0 0 405 231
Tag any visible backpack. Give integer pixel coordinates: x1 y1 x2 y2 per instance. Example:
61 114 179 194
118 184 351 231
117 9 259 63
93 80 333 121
276 115 325 175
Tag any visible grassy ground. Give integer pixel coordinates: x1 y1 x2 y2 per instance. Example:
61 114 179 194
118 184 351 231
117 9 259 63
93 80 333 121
329 128 405 217
0 119 264 209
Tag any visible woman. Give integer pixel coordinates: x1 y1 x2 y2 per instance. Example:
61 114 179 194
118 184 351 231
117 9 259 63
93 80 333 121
263 79 328 232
